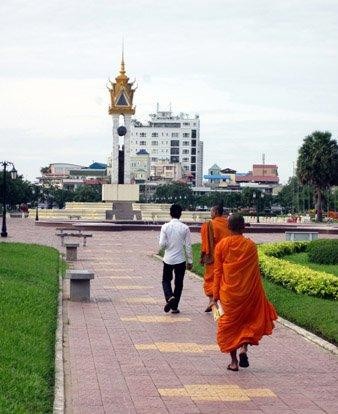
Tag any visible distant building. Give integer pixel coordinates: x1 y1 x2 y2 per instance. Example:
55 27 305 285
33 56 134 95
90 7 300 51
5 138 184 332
38 162 108 190
130 108 203 186
203 163 279 194
130 150 150 183
236 164 279 185
204 165 238 189
150 159 184 182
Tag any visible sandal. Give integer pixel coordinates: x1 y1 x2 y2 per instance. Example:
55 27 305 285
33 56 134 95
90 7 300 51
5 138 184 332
239 352 249 368
227 364 239 372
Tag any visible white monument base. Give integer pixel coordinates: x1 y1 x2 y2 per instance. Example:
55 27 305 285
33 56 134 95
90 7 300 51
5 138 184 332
102 184 139 202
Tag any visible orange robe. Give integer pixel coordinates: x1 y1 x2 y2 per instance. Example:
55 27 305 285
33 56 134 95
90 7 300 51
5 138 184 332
201 216 231 297
213 235 277 353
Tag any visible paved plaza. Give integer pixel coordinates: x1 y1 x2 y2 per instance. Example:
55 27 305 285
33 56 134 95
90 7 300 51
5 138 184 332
2 217 338 414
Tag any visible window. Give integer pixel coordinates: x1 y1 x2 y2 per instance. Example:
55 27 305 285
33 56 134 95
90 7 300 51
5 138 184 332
183 141 190 146
183 157 189 162
191 148 196 155
171 148 179 155
182 149 189 154
172 133 179 137
183 133 190 138
152 149 158 154
191 164 196 171
140 140 146 145
191 156 196 163
151 132 158 137
151 141 158 146
140 132 147 137
171 156 179 163
183 165 189 170
183 122 190 126
151 157 158 162
191 130 197 138
191 139 196 146
171 140 179 146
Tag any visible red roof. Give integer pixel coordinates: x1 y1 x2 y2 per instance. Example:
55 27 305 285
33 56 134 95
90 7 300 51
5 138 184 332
236 174 279 183
253 164 277 168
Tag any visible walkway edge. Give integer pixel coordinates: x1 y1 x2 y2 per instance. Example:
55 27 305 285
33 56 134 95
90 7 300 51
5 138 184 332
53 271 65 413
153 254 338 356
277 316 338 355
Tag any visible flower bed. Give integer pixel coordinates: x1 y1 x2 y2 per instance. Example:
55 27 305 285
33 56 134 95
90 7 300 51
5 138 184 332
258 241 338 300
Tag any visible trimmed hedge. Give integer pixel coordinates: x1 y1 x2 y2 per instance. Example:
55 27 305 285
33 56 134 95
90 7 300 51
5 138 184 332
258 242 338 300
307 239 338 265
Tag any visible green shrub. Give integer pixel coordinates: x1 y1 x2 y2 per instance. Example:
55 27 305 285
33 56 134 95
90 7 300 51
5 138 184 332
307 239 338 265
258 242 338 300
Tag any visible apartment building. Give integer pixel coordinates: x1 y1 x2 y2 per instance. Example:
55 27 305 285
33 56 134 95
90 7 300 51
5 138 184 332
130 109 203 186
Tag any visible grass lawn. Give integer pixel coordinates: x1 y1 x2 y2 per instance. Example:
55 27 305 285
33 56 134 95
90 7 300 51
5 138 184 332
0 242 61 414
285 252 338 277
191 244 338 345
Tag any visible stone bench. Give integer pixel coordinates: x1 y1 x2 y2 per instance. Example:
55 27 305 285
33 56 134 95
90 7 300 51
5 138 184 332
69 215 81 220
64 242 80 261
285 231 319 241
66 270 94 301
10 212 29 218
56 231 93 246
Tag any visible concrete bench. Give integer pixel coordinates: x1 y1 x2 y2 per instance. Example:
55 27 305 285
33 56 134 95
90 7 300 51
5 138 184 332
66 270 94 301
285 231 319 241
56 232 93 246
64 242 80 261
10 212 29 218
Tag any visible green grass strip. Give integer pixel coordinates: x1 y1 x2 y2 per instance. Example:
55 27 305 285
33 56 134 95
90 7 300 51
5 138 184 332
285 252 338 277
0 242 61 414
191 243 337 345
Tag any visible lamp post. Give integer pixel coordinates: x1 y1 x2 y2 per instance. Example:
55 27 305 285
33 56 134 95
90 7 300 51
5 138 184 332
1 161 17 237
252 191 264 223
32 187 43 221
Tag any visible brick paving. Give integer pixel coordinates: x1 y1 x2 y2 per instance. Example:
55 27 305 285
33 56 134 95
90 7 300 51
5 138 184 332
2 217 338 414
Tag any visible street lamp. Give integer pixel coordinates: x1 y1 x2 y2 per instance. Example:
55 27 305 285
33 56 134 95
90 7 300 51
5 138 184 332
32 187 43 221
1 161 17 237
252 191 264 223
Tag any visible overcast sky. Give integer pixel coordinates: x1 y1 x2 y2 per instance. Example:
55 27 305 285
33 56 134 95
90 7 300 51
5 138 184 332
1 0 337 184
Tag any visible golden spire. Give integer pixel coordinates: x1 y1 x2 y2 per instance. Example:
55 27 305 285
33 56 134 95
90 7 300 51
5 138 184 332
120 38 125 75
108 41 136 115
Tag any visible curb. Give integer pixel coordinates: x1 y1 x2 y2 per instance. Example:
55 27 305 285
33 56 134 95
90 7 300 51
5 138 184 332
53 259 65 413
153 254 338 356
277 316 338 355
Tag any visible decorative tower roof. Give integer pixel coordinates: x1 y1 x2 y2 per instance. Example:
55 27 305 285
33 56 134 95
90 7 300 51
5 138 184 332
108 50 136 115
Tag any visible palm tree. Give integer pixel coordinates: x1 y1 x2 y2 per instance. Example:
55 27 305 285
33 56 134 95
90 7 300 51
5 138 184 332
297 131 338 222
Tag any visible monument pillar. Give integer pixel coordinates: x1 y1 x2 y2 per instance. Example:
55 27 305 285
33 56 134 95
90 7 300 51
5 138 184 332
102 53 139 202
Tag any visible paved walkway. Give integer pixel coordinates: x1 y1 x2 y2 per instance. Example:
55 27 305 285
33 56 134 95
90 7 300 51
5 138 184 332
3 218 338 414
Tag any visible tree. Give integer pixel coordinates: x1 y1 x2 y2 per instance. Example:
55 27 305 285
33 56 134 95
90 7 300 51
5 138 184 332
0 173 32 208
40 166 50 174
153 183 194 209
73 185 101 202
277 176 314 214
297 131 338 221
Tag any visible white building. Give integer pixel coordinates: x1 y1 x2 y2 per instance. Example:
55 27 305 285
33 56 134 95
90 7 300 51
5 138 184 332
130 109 203 186
130 149 150 183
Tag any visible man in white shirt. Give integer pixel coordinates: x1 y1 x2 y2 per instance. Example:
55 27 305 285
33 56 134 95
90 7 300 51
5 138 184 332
159 204 193 314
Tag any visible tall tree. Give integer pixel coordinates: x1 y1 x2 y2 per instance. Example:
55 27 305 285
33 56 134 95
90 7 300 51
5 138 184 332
297 131 338 221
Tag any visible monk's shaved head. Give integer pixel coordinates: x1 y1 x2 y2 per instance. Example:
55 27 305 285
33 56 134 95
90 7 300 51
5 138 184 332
228 213 245 233
211 204 224 216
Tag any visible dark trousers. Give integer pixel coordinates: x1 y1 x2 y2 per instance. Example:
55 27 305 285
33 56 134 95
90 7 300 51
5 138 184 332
162 261 186 310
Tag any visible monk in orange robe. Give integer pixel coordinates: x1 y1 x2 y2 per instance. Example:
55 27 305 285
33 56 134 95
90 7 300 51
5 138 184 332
213 213 277 371
200 205 231 312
